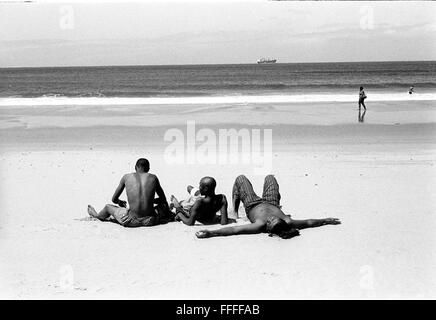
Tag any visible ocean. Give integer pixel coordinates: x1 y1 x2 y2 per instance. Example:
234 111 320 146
1 61 435 106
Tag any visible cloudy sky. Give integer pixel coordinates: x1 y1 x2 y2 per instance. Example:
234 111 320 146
0 0 435 67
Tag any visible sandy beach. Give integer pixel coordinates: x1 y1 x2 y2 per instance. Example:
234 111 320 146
0 100 435 299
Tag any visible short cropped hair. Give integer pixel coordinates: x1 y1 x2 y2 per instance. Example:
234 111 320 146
135 158 150 172
266 216 300 239
266 216 288 235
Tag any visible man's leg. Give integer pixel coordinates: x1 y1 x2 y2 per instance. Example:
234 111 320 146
170 195 183 210
154 202 174 224
232 175 262 213
262 174 281 208
290 217 341 230
88 204 120 221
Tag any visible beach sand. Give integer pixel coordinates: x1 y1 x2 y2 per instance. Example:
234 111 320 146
0 101 435 299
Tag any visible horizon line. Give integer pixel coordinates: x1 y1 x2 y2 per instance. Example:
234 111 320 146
1 59 435 70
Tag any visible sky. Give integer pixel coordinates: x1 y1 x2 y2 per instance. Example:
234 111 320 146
0 0 435 67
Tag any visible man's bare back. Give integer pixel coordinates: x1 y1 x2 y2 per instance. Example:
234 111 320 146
88 158 172 228
123 172 159 218
191 194 227 225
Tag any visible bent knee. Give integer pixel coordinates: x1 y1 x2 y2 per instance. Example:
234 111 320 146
235 174 248 182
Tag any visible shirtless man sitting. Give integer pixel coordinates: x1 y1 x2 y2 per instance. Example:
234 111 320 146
176 177 230 226
87 158 172 227
196 175 340 238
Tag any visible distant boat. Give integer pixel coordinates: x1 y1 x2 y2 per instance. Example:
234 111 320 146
257 58 277 64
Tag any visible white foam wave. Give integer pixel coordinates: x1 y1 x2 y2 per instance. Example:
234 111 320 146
1 93 435 107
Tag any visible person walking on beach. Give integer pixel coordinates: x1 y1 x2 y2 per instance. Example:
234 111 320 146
195 175 340 239
359 86 367 111
87 158 173 227
176 177 231 226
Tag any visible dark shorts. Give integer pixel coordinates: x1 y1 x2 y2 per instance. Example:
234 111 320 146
112 203 172 228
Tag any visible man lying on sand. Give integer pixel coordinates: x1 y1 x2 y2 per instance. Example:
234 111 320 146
87 158 172 227
196 175 340 239
176 177 231 226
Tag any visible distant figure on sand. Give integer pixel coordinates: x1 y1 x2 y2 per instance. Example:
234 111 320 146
359 86 367 111
196 175 340 239
170 185 202 216
87 158 173 227
176 177 231 226
409 86 414 94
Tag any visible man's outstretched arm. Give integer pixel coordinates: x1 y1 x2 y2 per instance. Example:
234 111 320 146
290 218 341 230
112 175 126 207
196 221 264 238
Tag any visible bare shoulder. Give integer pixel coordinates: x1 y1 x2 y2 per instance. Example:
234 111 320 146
145 173 160 186
217 194 227 204
122 173 134 180
147 173 158 181
194 197 207 206
120 173 135 185
252 219 267 232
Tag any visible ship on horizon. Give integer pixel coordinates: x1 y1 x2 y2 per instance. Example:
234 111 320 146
257 58 277 64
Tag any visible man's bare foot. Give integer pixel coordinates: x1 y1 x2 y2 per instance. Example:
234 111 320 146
170 195 182 209
87 205 99 218
325 218 341 225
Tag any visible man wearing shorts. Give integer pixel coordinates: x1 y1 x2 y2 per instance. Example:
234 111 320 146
87 158 173 227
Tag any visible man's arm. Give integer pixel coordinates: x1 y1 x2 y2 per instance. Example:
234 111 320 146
232 182 240 218
112 175 126 207
196 221 265 238
177 199 202 226
154 177 168 205
220 195 228 225
232 197 240 219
